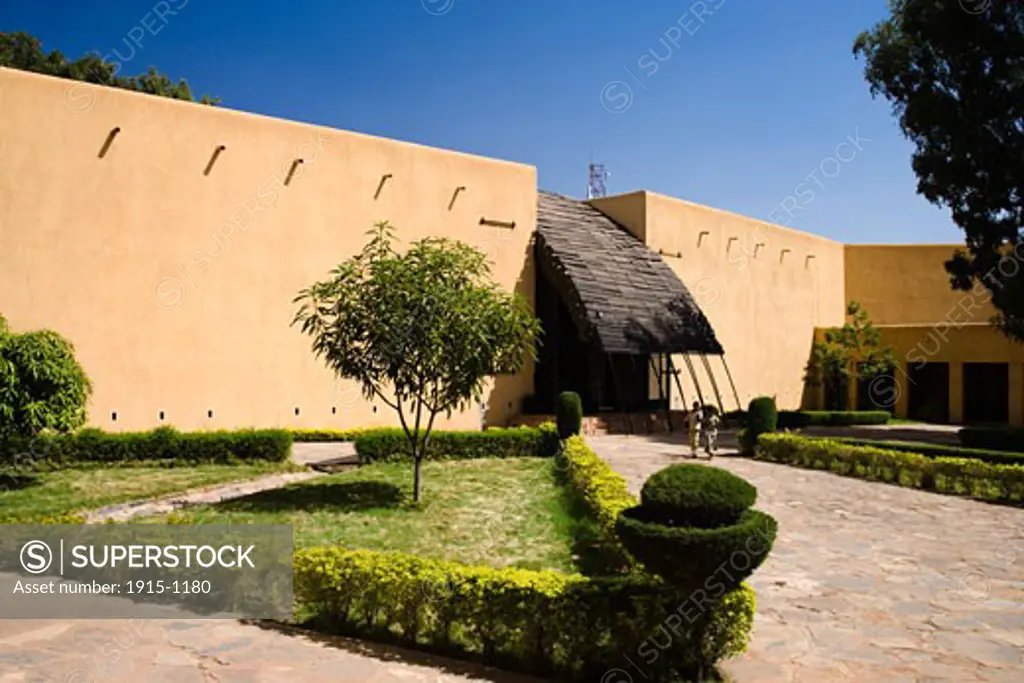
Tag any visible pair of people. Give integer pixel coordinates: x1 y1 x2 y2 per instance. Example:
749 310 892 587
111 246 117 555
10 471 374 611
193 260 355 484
685 401 720 458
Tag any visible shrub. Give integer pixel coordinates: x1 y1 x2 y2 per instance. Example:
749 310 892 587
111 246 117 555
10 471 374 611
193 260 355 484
354 425 557 464
0 427 292 468
756 433 1024 505
740 396 777 454
640 464 757 528
829 436 1024 466
293 545 755 681
959 426 1024 453
616 507 777 590
555 391 583 439
556 435 637 569
0 327 92 438
723 409 747 426
777 410 891 428
290 429 367 442
615 462 776 595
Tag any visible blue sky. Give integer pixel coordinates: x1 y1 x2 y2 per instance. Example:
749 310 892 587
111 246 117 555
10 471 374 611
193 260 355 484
5 0 962 244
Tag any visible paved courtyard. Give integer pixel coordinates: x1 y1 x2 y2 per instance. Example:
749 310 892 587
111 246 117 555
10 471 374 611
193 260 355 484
0 617 545 683
590 433 1024 683
3 436 1024 682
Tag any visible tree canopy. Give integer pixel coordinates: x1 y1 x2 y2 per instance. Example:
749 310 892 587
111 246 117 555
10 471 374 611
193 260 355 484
0 318 93 439
853 1 1024 340
0 31 218 104
293 223 540 501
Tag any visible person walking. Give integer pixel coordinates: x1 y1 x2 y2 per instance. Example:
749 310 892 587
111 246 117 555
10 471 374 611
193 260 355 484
702 405 721 459
686 401 703 458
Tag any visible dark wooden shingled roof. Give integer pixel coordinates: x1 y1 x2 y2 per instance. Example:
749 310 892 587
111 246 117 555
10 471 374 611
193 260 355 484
535 191 724 356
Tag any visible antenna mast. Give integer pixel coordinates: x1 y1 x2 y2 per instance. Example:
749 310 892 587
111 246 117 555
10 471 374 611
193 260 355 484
587 160 609 199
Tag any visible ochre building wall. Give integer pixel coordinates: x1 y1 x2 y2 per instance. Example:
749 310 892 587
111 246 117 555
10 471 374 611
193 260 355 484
843 244 1024 425
0 68 536 432
590 191 846 410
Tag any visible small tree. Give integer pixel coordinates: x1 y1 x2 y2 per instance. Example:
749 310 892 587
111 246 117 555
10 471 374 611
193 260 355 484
0 321 93 439
806 301 895 410
293 223 540 502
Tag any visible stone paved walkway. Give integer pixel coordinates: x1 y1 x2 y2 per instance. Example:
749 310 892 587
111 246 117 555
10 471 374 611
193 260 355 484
0 618 545 683
87 442 356 522
589 433 1024 683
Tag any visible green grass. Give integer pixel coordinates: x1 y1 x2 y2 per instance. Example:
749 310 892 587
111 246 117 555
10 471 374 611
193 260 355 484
0 461 300 522
155 458 582 572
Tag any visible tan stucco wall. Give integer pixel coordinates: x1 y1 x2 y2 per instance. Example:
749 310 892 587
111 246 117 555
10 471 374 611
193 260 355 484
856 325 1024 425
590 191 846 410
0 68 537 432
844 244 990 325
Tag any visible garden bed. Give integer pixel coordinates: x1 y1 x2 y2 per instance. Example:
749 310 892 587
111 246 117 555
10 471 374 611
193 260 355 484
158 457 582 572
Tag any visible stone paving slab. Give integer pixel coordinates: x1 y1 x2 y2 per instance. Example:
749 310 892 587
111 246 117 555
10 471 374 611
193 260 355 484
589 433 1024 683
0 619 546 683
86 470 325 523
87 442 354 523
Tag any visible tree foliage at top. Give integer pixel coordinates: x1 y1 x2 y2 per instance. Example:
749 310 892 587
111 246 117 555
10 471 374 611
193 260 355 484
0 31 218 104
806 302 895 409
293 222 540 501
853 1 1024 340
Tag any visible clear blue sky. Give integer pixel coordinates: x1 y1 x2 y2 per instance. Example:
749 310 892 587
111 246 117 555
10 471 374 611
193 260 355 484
5 0 962 244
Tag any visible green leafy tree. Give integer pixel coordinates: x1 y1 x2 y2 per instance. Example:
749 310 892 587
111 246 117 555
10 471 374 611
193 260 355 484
0 321 93 439
293 223 540 502
0 31 218 104
806 302 895 410
853 1 1024 340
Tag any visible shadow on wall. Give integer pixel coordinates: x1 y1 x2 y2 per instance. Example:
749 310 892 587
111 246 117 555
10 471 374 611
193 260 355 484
799 335 820 410
487 238 536 428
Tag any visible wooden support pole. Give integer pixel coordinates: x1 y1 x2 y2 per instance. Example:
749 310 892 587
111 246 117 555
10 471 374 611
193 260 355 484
700 354 726 416
721 355 742 411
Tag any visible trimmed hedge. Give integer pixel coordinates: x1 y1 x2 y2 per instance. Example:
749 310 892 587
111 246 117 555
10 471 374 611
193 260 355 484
740 397 777 455
640 465 757 528
777 410 891 428
290 429 367 442
354 425 558 464
555 391 583 439
616 508 777 590
757 434 1024 505
960 426 1024 453
294 546 754 681
828 437 1024 466
556 435 637 568
0 427 292 468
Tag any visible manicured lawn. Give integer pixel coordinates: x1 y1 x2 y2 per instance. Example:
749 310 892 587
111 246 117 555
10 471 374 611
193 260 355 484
157 458 581 572
0 462 299 522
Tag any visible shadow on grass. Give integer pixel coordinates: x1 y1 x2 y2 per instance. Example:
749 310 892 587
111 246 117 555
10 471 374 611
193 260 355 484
0 473 42 491
215 481 405 513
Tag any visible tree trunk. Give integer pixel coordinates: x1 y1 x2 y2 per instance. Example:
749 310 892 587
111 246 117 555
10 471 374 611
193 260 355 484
413 455 423 503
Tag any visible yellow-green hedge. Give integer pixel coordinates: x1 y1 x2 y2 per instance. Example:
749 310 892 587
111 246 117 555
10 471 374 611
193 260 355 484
757 434 1024 505
557 435 637 567
289 429 368 442
293 545 754 681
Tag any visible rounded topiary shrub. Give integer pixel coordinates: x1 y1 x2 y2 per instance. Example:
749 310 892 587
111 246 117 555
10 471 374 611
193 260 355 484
555 391 583 439
640 464 757 528
615 463 777 591
617 507 777 589
740 396 777 455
